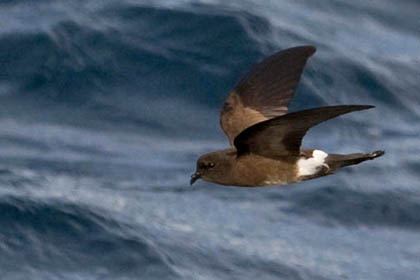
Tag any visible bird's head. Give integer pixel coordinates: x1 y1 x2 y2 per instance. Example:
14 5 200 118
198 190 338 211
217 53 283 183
190 150 235 185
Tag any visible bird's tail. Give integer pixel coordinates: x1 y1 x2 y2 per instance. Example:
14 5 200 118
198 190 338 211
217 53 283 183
325 150 385 173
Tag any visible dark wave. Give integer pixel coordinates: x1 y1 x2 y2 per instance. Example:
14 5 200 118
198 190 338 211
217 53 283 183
0 5 269 104
0 4 276 140
0 197 178 278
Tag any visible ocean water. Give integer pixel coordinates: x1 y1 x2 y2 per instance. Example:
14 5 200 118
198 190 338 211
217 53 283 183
0 0 419 279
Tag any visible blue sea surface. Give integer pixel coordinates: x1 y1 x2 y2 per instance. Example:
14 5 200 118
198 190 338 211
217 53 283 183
0 0 420 279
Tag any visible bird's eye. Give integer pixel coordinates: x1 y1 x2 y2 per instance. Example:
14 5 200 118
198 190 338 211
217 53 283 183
198 162 215 169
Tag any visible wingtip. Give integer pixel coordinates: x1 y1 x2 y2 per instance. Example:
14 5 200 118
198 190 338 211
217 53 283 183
295 45 316 56
306 45 316 55
350 104 375 110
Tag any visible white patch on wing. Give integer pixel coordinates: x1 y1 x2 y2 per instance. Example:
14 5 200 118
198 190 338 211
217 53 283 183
297 150 328 177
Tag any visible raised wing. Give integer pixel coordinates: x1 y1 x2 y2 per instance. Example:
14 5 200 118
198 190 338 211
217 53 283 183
220 46 316 145
233 105 374 158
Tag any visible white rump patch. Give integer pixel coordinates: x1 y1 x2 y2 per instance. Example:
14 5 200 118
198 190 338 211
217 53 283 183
297 150 328 177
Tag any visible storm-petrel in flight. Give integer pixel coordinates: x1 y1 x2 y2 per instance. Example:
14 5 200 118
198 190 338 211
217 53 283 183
191 46 384 186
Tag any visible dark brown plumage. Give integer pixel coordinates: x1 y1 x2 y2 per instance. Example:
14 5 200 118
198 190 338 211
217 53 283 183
220 46 316 144
191 46 384 187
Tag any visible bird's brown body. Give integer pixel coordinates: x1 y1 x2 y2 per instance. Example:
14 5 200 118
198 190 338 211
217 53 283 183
199 148 298 186
231 153 297 186
195 148 384 187
191 46 384 187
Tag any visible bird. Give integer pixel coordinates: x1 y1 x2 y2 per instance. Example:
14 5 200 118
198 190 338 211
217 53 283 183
190 46 384 187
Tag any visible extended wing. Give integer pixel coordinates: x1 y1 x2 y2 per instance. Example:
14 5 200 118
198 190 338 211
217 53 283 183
220 46 316 145
233 105 374 158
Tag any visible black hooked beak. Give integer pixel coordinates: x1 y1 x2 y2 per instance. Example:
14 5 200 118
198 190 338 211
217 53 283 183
190 172 201 185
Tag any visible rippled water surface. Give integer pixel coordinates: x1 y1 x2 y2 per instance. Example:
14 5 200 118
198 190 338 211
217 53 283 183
1 0 420 279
